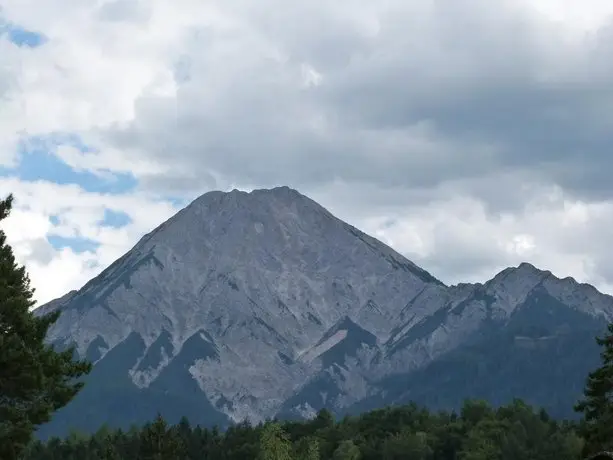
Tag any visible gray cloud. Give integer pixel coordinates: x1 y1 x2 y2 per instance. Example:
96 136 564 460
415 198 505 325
96 0 613 208
97 0 151 22
26 237 56 265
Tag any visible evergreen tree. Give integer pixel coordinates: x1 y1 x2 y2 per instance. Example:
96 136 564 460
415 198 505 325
575 322 613 456
332 440 361 460
258 422 293 460
0 194 92 460
294 436 320 460
101 441 121 460
382 431 432 460
138 413 185 460
312 409 334 431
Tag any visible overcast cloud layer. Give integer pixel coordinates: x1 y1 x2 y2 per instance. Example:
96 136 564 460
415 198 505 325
2 0 613 304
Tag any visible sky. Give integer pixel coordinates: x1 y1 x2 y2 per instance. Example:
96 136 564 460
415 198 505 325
2 0 613 306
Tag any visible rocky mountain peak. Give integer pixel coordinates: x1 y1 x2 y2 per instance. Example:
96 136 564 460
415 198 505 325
34 187 613 438
134 186 344 258
37 187 450 426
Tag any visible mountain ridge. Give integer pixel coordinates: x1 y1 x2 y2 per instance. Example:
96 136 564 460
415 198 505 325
34 186 613 438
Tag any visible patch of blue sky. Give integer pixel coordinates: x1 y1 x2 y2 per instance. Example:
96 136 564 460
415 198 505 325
0 18 47 48
0 133 138 194
100 209 132 228
47 235 101 253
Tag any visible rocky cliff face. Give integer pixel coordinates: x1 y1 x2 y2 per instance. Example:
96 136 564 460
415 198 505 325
36 187 613 438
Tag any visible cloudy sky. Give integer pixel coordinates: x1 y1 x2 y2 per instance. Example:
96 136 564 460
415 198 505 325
2 0 613 305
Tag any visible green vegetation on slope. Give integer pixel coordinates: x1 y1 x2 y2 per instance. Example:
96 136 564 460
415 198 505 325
22 401 585 459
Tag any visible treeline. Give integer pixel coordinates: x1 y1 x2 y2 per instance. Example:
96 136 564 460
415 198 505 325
24 399 584 460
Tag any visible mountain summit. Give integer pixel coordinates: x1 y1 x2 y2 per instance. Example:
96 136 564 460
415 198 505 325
37 187 613 438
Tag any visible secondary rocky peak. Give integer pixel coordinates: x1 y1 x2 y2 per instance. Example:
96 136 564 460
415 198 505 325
491 262 547 280
486 262 550 297
480 262 613 320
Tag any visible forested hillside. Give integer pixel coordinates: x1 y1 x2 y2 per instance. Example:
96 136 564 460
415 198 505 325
22 400 586 459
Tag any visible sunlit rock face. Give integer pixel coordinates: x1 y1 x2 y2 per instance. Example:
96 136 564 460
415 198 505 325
36 187 613 438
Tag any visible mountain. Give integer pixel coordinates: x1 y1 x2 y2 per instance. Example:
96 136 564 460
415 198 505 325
35 186 613 438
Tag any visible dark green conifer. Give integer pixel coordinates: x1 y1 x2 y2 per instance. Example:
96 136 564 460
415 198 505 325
575 322 613 456
0 194 91 459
